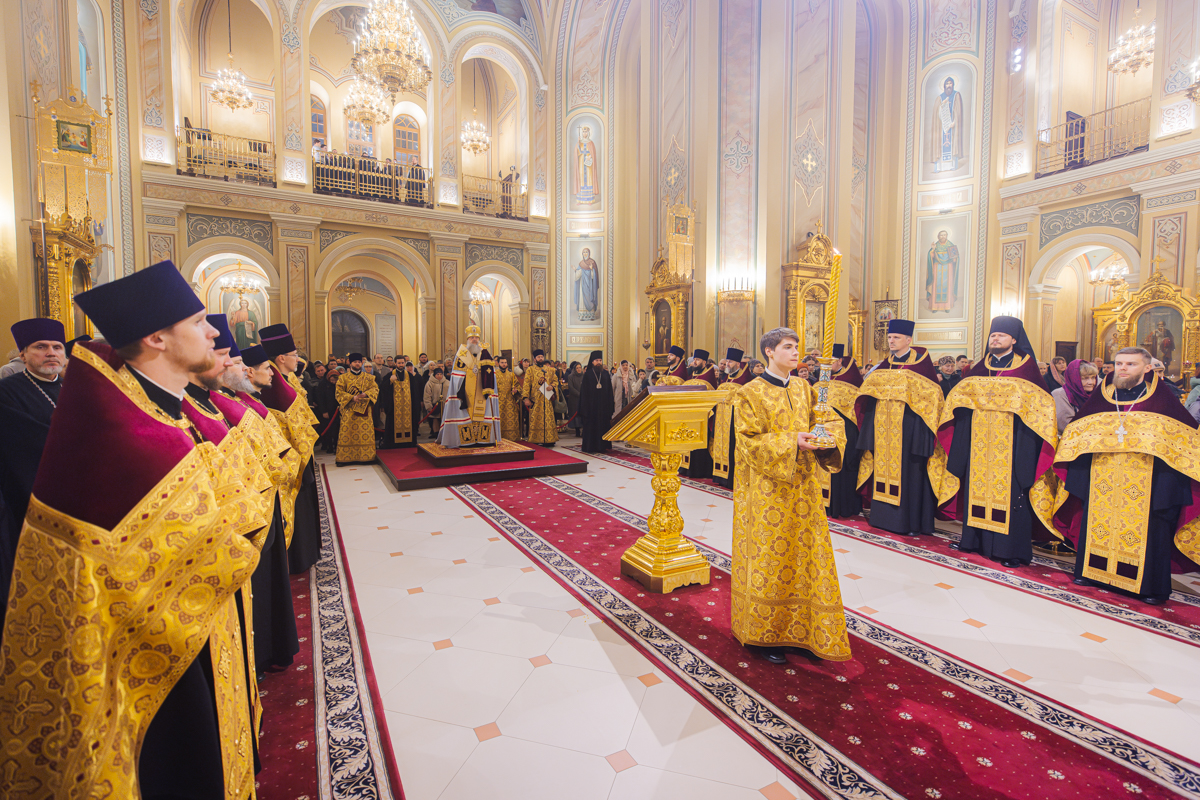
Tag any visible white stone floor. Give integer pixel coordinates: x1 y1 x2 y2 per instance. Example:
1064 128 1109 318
319 445 1200 800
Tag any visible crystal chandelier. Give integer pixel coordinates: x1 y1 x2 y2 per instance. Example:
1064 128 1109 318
461 65 491 155
337 277 366 303
211 0 254 112
351 0 432 98
1088 259 1129 287
219 261 262 297
1107 0 1154 77
343 74 391 126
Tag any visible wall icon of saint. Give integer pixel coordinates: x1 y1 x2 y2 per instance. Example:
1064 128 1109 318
654 300 672 355
929 75 965 174
574 247 600 323
924 230 959 314
573 126 599 206
227 295 264 351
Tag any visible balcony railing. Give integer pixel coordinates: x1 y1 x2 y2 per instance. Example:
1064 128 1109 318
176 125 276 187
313 154 434 207
1035 97 1151 178
462 175 528 220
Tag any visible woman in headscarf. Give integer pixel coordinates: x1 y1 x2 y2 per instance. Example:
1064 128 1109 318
566 361 584 437
1051 359 1098 434
1044 356 1066 393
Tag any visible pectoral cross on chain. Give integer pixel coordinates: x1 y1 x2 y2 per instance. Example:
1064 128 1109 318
1116 423 1127 445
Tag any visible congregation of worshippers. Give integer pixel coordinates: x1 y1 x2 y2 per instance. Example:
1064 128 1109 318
1 258 1197 789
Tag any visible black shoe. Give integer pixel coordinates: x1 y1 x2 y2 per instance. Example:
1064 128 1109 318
1141 596 1166 606
948 542 963 550
1000 559 1021 568
752 647 787 665
1072 577 1095 587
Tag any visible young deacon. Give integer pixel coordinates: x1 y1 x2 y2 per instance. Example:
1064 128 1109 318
732 327 849 665
940 317 1059 568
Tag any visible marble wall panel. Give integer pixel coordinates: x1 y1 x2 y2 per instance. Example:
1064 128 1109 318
787 0 830 255
1152 213 1186 285
922 0 978 65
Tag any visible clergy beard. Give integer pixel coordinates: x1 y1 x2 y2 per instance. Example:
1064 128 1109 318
185 350 216 375
223 368 255 394
988 345 1012 357
1114 374 1146 390
351 366 362 374
468 342 482 357
690 365 705 376
195 372 223 392
27 363 63 380
724 364 737 375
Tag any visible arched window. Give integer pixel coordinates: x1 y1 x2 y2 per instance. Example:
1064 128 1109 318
331 310 370 359
347 120 374 158
311 96 326 147
393 115 420 165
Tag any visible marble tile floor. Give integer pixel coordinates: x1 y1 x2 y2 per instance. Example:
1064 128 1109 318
319 449 1200 800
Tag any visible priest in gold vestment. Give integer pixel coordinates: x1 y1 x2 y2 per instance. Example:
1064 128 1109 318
0 261 260 799
732 327 849 665
495 353 522 441
1054 347 1200 605
523 349 561 446
335 353 381 465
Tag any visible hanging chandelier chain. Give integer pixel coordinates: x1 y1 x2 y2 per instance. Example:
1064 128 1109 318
1107 0 1154 77
461 60 491 155
211 0 254 111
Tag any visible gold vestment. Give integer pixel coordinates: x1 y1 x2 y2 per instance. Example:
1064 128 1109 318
495 369 522 441
855 367 949 505
392 372 414 445
731 377 850 661
523 364 560 444
938 370 1060 534
335 371 380 463
267 366 318 546
711 382 745 482
0 352 260 800
1055 382 1200 592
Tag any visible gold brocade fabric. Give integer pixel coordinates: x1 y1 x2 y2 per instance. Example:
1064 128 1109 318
495 370 522 441
826 381 859 422
1084 452 1154 592
1056 408 1200 566
286 372 319 425
453 346 492 420
871 399 905 506
711 383 742 480
966 409 1015 534
265 412 304 547
938 375 1061 528
857 368 951 504
335 371 380 463
0 454 260 799
393 376 413 445
522 364 560 444
731 379 850 661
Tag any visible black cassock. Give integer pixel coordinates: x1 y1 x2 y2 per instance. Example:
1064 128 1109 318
376 370 397 448
288 459 322 574
1066 456 1191 602
578 366 614 453
826 408 863 518
0 371 60 629
857 401 938 535
945 409 1043 562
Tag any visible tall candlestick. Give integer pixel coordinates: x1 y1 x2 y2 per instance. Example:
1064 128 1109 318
823 252 842 358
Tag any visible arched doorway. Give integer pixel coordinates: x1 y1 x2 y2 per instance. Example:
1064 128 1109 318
331 309 370 358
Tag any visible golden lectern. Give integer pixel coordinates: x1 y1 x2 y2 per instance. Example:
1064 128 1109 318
604 386 721 593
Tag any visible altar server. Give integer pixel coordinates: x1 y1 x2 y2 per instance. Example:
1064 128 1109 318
732 327 849 664
335 353 381 465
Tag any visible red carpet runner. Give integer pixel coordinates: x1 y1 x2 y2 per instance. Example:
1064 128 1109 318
452 476 1200 800
251 465 406 799
576 443 1200 647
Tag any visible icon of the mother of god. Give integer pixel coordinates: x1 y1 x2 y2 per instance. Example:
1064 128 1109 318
573 126 599 206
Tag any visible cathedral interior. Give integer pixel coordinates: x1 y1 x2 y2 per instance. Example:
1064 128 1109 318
4 0 1200 798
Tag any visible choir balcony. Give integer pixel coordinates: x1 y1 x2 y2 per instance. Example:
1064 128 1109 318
312 153 434 208
462 175 528 221
1035 96 1151 178
176 123 276 188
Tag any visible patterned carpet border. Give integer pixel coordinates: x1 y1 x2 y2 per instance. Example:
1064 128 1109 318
314 465 405 799
566 447 1200 635
454 479 1200 800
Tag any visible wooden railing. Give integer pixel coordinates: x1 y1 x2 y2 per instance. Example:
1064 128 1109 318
312 154 434 206
1035 97 1151 177
462 175 528 220
176 125 276 187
